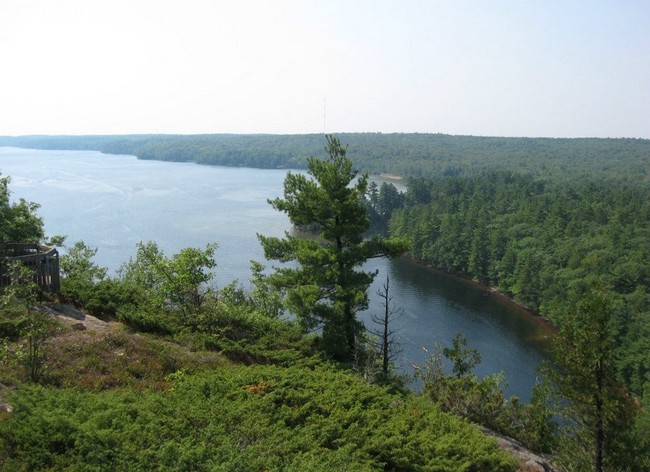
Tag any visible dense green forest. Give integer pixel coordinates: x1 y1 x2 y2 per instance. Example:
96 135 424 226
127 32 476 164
1 133 649 181
2 133 650 470
383 175 649 396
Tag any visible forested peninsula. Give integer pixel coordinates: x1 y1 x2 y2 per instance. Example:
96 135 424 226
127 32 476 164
2 133 650 470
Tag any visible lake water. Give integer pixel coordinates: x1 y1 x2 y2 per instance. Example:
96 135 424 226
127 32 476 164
0 147 549 400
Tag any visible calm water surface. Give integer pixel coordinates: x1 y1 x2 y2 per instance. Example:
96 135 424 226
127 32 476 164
1 147 549 400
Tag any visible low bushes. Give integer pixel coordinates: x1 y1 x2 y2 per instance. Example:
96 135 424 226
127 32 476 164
0 365 517 471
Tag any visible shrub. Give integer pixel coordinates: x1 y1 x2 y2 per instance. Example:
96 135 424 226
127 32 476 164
0 366 517 471
117 305 176 336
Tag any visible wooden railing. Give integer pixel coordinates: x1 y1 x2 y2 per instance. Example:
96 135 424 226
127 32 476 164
0 243 60 292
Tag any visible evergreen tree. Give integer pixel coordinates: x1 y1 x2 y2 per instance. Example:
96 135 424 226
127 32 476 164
258 136 408 360
545 283 636 471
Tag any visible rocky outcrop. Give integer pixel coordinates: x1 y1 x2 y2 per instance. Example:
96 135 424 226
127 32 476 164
38 304 109 330
0 383 13 415
480 427 562 472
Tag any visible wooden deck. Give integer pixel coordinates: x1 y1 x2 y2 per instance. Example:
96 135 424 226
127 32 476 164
1 243 60 292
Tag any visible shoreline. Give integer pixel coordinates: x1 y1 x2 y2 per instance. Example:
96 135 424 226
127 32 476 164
375 172 404 182
399 255 557 335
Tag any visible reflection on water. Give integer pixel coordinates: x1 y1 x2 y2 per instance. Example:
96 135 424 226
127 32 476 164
362 257 550 400
1 147 549 401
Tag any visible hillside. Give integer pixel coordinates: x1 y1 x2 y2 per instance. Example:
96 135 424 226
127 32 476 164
0 304 530 471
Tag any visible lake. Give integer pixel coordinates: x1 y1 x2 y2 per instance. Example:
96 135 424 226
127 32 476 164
0 147 549 400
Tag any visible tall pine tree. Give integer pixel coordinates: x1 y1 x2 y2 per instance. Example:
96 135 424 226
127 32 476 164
258 136 408 361
545 283 636 471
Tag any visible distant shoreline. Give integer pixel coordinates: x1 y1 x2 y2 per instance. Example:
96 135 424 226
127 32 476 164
376 172 404 182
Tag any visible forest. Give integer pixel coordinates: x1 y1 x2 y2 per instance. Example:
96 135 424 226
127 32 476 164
382 174 650 396
1 133 648 181
2 133 650 470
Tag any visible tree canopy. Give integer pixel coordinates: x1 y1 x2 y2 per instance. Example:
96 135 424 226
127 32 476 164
0 174 44 244
388 173 650 398
3 133 648 182
544 284 637 471
258 136 408 360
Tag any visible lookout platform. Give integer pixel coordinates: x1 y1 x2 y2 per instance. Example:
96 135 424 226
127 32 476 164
0 243 60 292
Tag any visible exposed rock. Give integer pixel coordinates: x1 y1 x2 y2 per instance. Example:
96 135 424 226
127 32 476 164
71 322 87 331
523 458 547 472
45 303 86 320
480 427 562 472
0 384 13 415
39 304 109 331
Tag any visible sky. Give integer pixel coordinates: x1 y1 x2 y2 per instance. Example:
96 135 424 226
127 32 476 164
1 0 649 138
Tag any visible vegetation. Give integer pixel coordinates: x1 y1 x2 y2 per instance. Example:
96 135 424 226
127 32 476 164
258 136 408 361
543 285 637 472
367 275 403 381
0 366 516 472
385 171 650 470
1 177 51 382
388 173 650 399
2 133 648 182
417 333 558 455
1 263 56 383
117 241 218 330
2 133 650 470
0 146 519 470
0 248 517 470
1 242 521 471
0 173 44 243
59 241 108 307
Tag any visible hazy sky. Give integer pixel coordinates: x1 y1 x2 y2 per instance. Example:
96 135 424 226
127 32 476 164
1 0 649 138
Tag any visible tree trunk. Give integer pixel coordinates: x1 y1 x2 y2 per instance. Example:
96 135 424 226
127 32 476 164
345 304 356 360
594 360 604 472
382 281 389 376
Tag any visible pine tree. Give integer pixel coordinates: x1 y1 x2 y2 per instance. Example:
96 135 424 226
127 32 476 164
258 136 409 360
545 283 636 471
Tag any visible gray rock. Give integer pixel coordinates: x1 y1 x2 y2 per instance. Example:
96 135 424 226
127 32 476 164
49 304 86 320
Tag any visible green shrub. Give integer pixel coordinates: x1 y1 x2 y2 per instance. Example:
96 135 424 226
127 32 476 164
0 316 22 341
117 305 176 335
64 279 138 320
179 309 317 366
0 366 517 471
